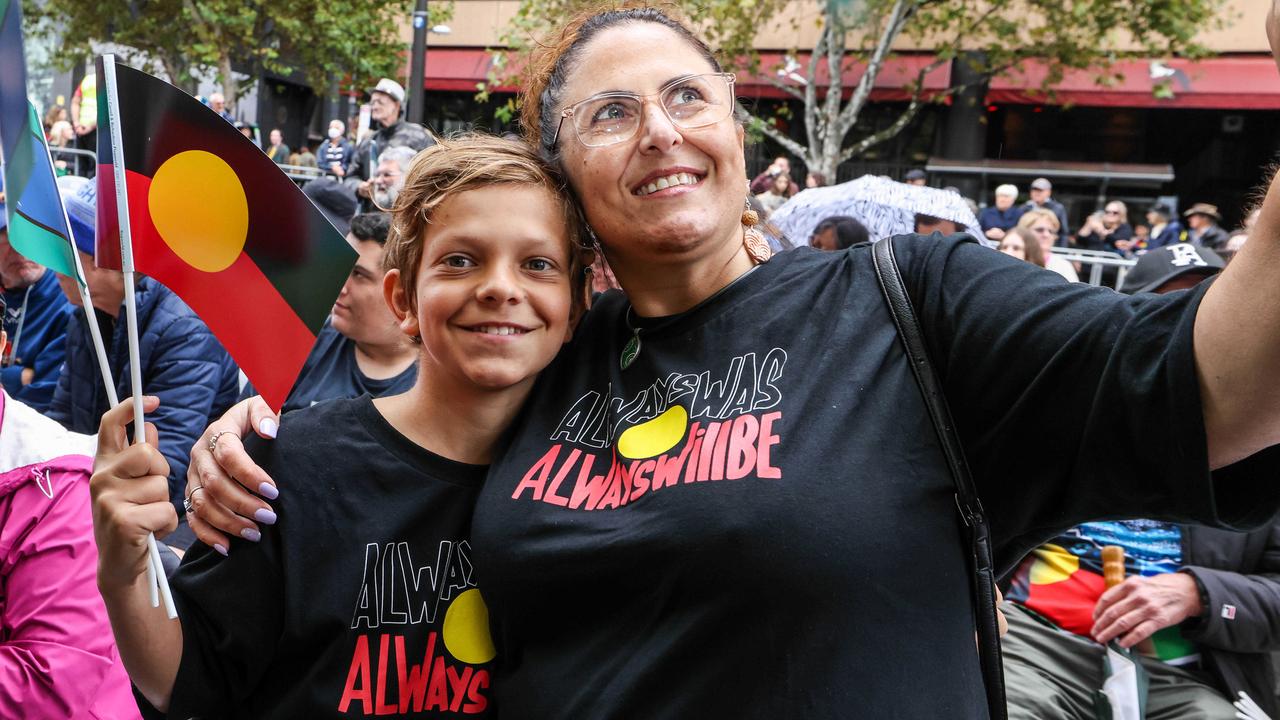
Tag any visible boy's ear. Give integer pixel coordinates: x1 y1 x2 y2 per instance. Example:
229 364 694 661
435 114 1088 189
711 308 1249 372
383 268 420 339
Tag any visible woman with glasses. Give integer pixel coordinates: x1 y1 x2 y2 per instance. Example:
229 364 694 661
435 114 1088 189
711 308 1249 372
1077 201 1135 256
1018 208 1078 281
188 5 1280 718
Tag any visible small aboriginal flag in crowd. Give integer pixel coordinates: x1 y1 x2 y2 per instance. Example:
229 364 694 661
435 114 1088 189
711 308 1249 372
94 56 355 410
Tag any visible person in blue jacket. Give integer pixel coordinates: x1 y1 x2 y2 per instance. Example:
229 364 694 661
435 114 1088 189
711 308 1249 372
46 180 239 550
1146 204 1186 249
0 202 74 412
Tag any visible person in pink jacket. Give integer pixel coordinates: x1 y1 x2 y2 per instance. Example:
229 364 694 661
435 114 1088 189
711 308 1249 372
0 316 140 718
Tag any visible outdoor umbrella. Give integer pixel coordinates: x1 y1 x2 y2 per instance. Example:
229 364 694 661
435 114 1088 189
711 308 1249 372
768 174 989 247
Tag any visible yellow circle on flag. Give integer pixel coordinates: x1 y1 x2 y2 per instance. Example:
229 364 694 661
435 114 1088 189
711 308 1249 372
148 150 249 272
442 588 496 665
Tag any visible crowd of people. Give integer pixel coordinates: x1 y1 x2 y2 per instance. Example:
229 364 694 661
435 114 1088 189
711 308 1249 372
2 4 1280 719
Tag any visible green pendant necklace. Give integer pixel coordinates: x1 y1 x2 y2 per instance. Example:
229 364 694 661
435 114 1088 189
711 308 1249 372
620 308 643 370
619 264 764 371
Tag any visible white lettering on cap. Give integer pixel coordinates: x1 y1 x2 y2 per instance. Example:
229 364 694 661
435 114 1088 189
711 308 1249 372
1169 244 1207 267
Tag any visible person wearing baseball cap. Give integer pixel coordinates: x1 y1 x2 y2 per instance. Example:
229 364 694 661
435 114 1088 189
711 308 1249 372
1183 202 1229 250
903 168 928 186
1021 177 1070 245
1118 243 1224 295
344 77 435 212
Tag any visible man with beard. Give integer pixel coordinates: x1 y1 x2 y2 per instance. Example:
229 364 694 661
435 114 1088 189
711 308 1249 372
370 146 415 211
345 79 434 211
0 203 73 412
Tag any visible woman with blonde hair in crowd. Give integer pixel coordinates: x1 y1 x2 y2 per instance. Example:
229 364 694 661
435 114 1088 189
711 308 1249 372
1019 207 1078 281
188 4 1280 717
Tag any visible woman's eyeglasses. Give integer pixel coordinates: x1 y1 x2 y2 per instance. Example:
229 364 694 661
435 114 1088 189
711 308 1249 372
553 73 736 149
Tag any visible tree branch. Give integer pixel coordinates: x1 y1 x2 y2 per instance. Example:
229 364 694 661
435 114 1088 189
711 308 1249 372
836 0 917 136
738 103 810 161
839 97 922 163
762 73 806 102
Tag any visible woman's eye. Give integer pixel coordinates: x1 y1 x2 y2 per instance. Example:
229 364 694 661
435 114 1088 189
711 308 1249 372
591 102 629 124
671 87 703 105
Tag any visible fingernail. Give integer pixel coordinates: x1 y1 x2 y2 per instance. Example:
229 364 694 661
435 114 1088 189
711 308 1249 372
213 543 229 557
258 482 279 500
259 417 278 439
240 527 262 542
254 507 278 525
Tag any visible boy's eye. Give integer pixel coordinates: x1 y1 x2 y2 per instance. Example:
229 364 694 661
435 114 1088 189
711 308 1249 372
443 255 475 268
525 258 555 272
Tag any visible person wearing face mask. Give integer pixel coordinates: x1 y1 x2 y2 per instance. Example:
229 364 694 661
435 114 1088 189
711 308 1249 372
187 5 1280 718
318 119 353 179
343 79 435 203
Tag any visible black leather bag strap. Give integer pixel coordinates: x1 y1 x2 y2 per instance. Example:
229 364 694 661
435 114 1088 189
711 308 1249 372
871 237 1008 720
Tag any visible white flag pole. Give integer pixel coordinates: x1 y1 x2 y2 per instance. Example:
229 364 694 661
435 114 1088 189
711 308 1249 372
102 54 176 620
39 130 118 407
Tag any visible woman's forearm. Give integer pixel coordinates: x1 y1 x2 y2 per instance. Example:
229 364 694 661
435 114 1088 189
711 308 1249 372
1195 169 1280 468
99 576 184 712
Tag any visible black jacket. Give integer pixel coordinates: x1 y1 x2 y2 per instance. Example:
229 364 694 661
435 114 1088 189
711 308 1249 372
1190 225 1230 250
343 118 433 186
1180 523 1280 717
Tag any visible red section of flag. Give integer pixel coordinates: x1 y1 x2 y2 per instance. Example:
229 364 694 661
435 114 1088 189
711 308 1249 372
1022 568 1106 637
99 163 315 409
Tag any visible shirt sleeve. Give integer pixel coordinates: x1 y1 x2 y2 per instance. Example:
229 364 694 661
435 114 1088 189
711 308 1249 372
893 234 1280 574
165 436 286 719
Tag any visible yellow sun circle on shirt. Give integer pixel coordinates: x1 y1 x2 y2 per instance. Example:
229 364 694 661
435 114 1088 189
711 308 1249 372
617 405 689 459
148 150 248 272
442 588 496 665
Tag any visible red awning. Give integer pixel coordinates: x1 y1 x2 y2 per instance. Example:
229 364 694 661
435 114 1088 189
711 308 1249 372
425 49 500 92
422 48 1280 110
737 52 952 101
421 48 952 101
988 56 1280 110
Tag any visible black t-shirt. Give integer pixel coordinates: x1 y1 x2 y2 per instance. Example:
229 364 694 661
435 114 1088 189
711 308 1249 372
166 395 493 719
242 320 418 414
471 235 1280 719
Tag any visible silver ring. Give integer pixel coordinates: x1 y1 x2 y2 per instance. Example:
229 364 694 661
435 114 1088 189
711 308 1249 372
208 430 235 456
184 486 205 515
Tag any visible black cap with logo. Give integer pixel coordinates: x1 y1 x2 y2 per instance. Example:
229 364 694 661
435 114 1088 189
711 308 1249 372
1119 244 1224 295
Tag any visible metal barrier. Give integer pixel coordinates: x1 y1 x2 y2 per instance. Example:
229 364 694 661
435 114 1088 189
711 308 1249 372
278 164 325 184
1049 247 1137 287
49 148 327 187
49 146 97 177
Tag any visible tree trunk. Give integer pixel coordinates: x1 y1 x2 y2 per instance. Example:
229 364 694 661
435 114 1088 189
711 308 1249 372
219 51 237 110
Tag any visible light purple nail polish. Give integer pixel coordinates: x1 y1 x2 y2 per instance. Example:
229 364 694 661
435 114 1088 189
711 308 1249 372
258 482 279 500
254 508 278 525
240 527 262 542
213 543 229 557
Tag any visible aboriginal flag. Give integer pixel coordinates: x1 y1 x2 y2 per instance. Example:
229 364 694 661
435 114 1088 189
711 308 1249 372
95 57 355 411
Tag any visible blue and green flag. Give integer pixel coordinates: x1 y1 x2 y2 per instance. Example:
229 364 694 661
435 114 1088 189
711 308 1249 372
0 0 81 284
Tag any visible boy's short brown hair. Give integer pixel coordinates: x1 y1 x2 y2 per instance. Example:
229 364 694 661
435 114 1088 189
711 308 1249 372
383 134 593 315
